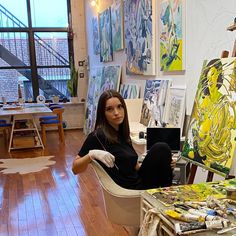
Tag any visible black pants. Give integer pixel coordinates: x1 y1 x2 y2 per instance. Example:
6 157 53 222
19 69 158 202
137 142 173 189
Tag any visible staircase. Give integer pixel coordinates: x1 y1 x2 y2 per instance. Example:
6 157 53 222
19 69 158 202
0 3 70 99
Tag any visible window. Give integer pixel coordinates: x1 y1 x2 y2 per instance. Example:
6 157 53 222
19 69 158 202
0 0 72 102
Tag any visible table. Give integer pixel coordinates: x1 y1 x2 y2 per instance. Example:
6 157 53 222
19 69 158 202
0 103 52 151
141 180 236 235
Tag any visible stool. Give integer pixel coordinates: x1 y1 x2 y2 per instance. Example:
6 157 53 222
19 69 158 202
40 107 65 146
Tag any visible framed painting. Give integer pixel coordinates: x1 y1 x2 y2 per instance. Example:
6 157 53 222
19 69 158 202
111 0 123 51
119 83 140 99
160 0 185 71
101 65 121 92
140 80 171 127
164 87 186 131
92 17 100 55
124 0 155 75
99 7 113 62
182 57 236 177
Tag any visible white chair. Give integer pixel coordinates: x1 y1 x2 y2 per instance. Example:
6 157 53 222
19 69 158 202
90 160 143 227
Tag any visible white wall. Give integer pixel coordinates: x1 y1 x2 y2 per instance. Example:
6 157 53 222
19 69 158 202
85 0 236 115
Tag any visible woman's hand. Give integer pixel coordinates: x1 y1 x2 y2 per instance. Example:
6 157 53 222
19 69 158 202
171 158 177 169
89 149 115 168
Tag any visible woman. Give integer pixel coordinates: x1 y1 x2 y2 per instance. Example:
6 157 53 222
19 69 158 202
72 89 174 189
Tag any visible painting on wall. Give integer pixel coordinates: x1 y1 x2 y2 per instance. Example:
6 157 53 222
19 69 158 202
160 0 184 71
111 0 123 51
164 87 186 132
140 80 171 127
101 65 121 92
182 57 236 177
99 7 113 62
119 83 140 99
92 17 100 55
84 66 122 134
84 67 103 134
124 0 155 75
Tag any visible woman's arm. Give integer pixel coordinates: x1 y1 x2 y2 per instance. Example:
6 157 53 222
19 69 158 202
72 154 91 174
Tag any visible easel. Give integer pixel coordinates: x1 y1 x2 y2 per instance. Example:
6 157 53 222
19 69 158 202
188 20 236 184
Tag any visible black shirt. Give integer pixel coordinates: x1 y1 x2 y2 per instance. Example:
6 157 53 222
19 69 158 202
78 130 141 189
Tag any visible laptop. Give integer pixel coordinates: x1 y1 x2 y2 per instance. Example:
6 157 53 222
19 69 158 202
146 127 181 154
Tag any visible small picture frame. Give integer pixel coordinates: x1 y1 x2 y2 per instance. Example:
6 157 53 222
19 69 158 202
164 87 186 132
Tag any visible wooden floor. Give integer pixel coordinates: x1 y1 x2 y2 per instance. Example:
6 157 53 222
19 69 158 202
0 130 133 236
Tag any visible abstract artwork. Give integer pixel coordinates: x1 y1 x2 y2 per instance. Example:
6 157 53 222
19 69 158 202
101 65 121 92
165 87 185 131
124 0 155 75
92 17 100 55
99 7 113 62
111 0 123 51
182 58 236 177
160 0 183 71
140 80 171 127
119 83 140 99
84 67 103 135
84 66 122 134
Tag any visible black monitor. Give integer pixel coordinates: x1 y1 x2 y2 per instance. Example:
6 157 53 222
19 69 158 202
146 127 181 152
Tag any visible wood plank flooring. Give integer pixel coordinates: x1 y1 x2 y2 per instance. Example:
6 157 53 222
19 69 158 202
0 130 133 236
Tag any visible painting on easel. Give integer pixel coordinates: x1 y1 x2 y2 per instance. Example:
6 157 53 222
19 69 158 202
182 57 236 177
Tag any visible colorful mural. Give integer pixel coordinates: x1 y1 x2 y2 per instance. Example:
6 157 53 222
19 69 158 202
99 7 113 62
111 0 123 51
182 58 236 177
124 0 155 75
140 80 171 127
160 0 183 71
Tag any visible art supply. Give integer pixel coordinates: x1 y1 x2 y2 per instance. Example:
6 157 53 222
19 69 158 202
175 220 229 234
165 209 202 222
226 187 236 200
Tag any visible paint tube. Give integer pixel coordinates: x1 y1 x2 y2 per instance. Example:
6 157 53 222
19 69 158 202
188 208 219 221
165 209 202 222
175 221 206 234
175 220 229 234
205 219 229 229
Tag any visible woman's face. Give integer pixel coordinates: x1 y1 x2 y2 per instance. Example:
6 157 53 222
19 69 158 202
105 97 125 130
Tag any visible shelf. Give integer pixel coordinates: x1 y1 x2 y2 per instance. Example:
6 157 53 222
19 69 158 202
13 128 37 132
8 114 44 152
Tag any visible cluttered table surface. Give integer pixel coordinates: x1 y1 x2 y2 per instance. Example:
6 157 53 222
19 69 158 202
141 178 236 235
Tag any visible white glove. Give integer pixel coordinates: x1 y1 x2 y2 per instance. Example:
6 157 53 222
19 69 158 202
89 149 115 168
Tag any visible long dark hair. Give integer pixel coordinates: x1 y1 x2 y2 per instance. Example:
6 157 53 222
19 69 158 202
94 89 131 144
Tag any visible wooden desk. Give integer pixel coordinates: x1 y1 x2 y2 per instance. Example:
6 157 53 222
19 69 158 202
0 103 52 151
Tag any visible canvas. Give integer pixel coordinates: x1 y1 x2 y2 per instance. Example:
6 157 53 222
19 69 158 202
101 65 121 92
84 66 121 134
182 57 236 177
92 17 100 55
99 7 113 62
124 0 155 75
140 80 171 127
84 67 103 134
160 0 184 71
111 0 123 51
120 83 140 99
164 87 186 131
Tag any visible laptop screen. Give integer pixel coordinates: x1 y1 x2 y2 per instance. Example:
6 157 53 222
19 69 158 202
146 127 181 152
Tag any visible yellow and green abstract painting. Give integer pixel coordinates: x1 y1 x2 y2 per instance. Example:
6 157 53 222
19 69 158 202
182 57 236 177
160 0 183 71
